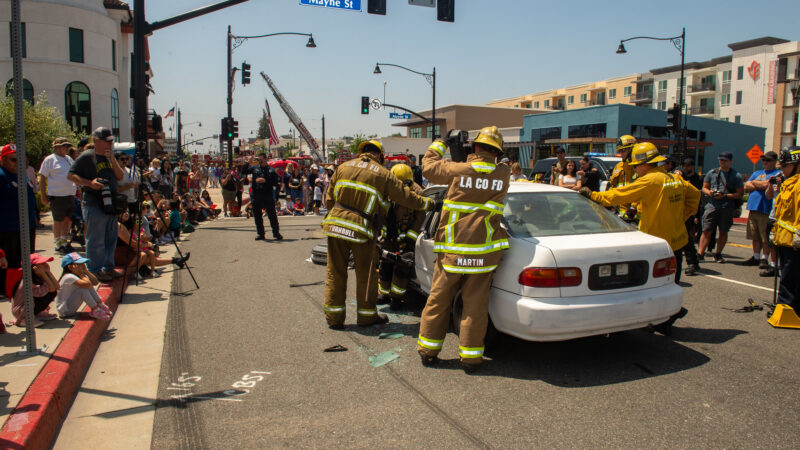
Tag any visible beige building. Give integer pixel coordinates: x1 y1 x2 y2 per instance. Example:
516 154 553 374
488 74 640 111
393 104 534 141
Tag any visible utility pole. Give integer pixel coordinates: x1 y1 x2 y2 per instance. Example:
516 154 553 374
322 115 326 163
226 24 233 165
176 108 182 158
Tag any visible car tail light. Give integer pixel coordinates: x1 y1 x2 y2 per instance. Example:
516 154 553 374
519 267 582 287
652 257 677 278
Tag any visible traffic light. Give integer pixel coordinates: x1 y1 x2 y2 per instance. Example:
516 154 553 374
222 117 236 139
232 120 239 138
221 117 230 139
367 0 386 15
666 104 681 135
437 0 455 22
241 62 251 85
361 96 370 115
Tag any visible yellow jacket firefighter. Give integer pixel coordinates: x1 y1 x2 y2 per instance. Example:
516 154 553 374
591 167 701 251
609 159 635 188
322 153 432 243
388 182 427 248
422 141 511 274
773 174 800 248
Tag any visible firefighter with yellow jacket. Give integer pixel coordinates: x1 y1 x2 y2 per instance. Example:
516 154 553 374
581 142 701 284
322 140 433 329
417 126 510 373
609 135 638 220
768 146 800 313
377 163 427 310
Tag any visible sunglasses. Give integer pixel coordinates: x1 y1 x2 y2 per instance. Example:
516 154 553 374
6 157 17 163
761 158 775 162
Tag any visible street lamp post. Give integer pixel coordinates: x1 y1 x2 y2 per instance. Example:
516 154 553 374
374 63 437 141
226 28 315 164
617 28 686 156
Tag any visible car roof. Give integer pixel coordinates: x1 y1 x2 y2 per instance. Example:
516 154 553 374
423 182 575 196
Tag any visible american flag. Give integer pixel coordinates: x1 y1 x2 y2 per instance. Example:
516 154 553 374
265 99 279 146
164 106 175 118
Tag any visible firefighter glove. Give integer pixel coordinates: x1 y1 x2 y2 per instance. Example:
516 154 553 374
578 187 592 199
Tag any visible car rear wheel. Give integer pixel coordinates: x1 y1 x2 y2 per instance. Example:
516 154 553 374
450 292 500 351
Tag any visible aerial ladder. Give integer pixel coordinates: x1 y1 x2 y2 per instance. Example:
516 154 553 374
260 72 323 163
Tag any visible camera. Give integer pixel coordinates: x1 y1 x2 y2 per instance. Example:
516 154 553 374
98 178 115 214
446 129 472 163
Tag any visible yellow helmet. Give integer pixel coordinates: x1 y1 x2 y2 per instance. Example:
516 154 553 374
390 163 413 182
473 126 504 154
628 142 666 166
357 139 384 157
616 135 637 152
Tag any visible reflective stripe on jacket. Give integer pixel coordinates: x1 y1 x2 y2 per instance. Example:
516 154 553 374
773 174 800 248
422 143 510 273
591 167 701 251
322 154 432 243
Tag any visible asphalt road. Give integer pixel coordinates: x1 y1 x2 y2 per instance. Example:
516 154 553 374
151 215 800 449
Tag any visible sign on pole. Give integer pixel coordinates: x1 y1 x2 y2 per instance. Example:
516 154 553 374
299 0 361 12
389 112 412 119
746 144 763 165
371 98 383 110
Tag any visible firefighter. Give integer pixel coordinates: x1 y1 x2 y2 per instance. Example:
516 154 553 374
322 140 433 329
580 142 701 284
377 163 427 310
417 126 510 373
609 135 638 220
769 146 800 313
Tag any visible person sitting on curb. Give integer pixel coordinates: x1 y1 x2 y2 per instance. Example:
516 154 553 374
56 252 111 320
7 253 60 328
115 210 189 278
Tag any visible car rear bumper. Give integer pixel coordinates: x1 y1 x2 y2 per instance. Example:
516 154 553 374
489 283 684 342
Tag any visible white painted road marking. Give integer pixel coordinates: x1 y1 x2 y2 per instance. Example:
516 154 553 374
698 273 773 292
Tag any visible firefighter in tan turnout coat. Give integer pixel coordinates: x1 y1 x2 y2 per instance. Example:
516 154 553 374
417 126 510 373
322 140 433 329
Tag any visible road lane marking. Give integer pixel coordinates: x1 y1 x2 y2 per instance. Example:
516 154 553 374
727 243 752 248
698 273 773 292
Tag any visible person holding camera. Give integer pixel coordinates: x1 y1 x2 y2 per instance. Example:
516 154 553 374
766 147 800 314
68 127 124 282
743 151 781 276
696 152 744 264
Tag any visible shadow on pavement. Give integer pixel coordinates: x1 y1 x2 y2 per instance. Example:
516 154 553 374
668 326 747 344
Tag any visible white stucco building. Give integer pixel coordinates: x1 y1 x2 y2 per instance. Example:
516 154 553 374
0 0 134 140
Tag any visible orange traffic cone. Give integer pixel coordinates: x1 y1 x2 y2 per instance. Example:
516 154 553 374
767 304 800 329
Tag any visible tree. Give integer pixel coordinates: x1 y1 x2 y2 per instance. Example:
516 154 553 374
0 92 85 168
257 109 268 140
348 132 368 154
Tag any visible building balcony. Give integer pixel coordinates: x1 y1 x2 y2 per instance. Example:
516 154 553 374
688 105 715 116
589 99 606 106
630 91 653 103
782 123 798 135
547 105 565 111
687 83 716 95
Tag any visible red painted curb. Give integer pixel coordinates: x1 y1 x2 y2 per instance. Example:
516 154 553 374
0 269 131 449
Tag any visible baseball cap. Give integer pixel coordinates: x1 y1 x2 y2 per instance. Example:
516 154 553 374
61 252 90 268
52 137 73 148
762 151 778 161
1 143 17 158
718 152 733 161
555 147 565 154
30 253 54 265
92 127 115 142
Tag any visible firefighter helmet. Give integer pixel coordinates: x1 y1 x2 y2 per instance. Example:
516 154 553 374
628 142 666 166
616 135 637 152
357 139 385 163
390 163 413 182
473 126 504 154
780 146 800 165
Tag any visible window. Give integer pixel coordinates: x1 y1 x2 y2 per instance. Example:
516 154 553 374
534 101 539 108
567 123 606 138
530 126 561 144
736 91 742 105
5 78 34 103
579 93 587 103
734 115 741 124
69 28 84 63
112 39 116 71
722 70 732 84
657 101 666 111
608 88 616 99
721 93 730 106
426 125 441 139
630 124 670 139
721 117 729 122
544 99 550 108
658 80 668 92
624 86 632 97
737 66 744 80
568 95 574 105
65 81 91 133
503 192 631 238
8 22 26 58
110 89 119 139
409 127 422 138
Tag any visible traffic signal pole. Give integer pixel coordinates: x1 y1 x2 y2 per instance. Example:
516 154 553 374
226 25 234 165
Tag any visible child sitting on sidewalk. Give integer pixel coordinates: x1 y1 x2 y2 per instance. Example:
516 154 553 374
56 252 111 320
292 197 305 216
7 253 60 328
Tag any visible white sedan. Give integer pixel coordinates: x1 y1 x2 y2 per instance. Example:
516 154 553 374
412 182 684 342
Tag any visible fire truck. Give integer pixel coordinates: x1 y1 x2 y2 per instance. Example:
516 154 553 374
384 154 411 169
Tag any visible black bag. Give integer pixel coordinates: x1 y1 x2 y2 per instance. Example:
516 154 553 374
113 193 128 214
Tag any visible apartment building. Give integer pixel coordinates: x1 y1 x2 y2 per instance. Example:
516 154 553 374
488 74 639 112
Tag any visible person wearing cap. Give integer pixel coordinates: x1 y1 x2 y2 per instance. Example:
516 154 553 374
67 127 124 282
417 126 510 373
7 253 59 328
550 147 567 185
581 142 700 284
55 252 111 320
697 151 744 264
743 151 781 276
0 143 37 292
322 139 433 330
39 138 77 254
407 153 424 187
765 146 800 313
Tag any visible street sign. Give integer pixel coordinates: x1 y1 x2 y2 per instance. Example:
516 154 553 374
389 112 412 119
299 0 361 12
746 144 763 164
371 98 383 110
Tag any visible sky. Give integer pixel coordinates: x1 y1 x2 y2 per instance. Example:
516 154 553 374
147 0 800 152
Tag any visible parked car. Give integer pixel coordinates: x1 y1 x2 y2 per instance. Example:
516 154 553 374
527 156 621 186
411 182 684 342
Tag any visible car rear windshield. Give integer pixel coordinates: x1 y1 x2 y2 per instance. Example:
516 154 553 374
503 192 632 237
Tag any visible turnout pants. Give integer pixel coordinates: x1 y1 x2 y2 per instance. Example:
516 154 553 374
417 258 494 366
324 236 381 326
252 194 280 237
378 259 411 300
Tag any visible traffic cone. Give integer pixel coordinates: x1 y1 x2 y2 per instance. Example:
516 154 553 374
767 304 800 329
